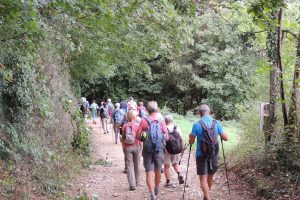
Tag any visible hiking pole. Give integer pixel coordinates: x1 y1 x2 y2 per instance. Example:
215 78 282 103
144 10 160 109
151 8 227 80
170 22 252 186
221 138 231 195
179 144 188 165
183 144 192 200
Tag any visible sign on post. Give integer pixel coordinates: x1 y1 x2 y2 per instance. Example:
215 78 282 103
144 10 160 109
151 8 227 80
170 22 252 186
260 103 270 132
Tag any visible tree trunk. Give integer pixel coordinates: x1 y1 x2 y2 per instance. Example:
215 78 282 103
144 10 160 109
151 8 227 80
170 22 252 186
277 8 288 127
287 31 300 142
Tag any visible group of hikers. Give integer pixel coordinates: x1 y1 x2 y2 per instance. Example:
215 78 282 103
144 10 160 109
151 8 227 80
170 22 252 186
80 97 228 200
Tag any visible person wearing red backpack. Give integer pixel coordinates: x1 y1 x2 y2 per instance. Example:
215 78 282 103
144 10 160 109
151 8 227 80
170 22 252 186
189 104 228 200
163 115 184 187
122 110 141 191
137 101 168 200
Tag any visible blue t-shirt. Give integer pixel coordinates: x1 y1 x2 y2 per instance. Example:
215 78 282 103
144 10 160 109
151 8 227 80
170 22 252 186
191 115 224 158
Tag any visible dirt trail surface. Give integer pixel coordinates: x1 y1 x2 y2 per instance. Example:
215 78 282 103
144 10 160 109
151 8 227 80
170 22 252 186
67 119 256 200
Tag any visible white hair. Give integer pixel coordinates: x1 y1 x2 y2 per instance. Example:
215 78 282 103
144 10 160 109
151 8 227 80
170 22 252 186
115 103 120 108
147 101 158 114
165 115 173 124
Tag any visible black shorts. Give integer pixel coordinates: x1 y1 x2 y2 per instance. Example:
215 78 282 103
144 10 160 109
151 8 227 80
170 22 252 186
196 156 218 176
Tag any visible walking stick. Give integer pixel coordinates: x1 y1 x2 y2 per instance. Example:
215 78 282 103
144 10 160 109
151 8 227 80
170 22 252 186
179 144 188 165
183 144 192 200
221 138 231 195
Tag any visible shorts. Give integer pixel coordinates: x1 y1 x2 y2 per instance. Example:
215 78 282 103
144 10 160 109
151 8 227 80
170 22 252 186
164 150 180 165
196 156 218 176
142 151 164 172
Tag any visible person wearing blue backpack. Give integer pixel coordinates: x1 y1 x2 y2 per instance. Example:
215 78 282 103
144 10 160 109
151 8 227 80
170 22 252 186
189 104 228 200
137 101 168 200
112 103 125 144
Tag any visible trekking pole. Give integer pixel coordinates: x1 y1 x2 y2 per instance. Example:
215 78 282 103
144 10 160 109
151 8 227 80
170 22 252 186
179 144 188 165
221 138 231 195
183 144 192 200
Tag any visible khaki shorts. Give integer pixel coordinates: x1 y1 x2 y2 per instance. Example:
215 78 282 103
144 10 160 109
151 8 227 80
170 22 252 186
164 150 180 165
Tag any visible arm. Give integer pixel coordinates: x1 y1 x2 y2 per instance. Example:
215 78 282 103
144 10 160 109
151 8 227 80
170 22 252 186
220 132 228 141
189 134 196 145
217 121 228 141
189 123 198 145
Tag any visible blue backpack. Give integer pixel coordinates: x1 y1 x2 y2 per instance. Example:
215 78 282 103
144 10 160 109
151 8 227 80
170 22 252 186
114 110 123 124
139 106 147 118
143 117 166 154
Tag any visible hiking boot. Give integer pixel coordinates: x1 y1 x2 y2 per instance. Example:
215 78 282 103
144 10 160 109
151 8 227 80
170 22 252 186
150 192 156 200
130 186 136 191
178 173 184 184
154 186 159 196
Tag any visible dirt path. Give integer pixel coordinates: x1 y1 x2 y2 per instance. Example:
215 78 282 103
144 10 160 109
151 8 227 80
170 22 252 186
67 118 256 200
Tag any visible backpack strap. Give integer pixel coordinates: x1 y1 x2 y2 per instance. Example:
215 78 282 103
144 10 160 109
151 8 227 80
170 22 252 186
145 116 153 125
199 120 208 131
211 120 217 130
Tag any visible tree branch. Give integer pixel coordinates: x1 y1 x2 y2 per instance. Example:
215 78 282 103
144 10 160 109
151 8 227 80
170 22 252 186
282 29 297 38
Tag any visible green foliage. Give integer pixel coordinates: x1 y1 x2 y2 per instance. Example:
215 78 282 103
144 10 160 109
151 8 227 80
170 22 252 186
72 109 92 159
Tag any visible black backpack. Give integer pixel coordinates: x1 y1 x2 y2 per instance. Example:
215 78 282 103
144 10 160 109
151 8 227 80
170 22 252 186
199 120 219 159
100 107 108 118
165 126 183 154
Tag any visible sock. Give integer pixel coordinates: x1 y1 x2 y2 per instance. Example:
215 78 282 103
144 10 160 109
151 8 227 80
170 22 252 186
154 186 159 195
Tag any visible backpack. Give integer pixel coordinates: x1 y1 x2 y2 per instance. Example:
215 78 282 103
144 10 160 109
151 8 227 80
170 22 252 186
165 126 183 154
124 123 136 144
100 107 108 118
199 120 219 159
139 106 147 118
143 117 166 154
114 109 123 124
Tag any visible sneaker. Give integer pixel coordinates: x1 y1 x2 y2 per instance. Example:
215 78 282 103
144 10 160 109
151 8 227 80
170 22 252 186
130 186 136 191
178 173 184 184
154 186 159 196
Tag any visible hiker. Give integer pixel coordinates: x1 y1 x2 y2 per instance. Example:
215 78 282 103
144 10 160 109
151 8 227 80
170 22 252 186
189 104 228 200
100 102 109 134
82 97 89 121
128 96 137 111
163 115 184 187
107 98 114 120
137 101 168 200
137 102 147 118
90 100 99 124
120 99 128 113
122 110 141 191
112 103 126 144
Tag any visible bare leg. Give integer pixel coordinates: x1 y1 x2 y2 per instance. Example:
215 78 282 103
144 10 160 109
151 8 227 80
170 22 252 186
208 175 214 191
200 175 211 200
154 169 161 187
146 171 155 193
172 163 180 173
164 163 171 181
